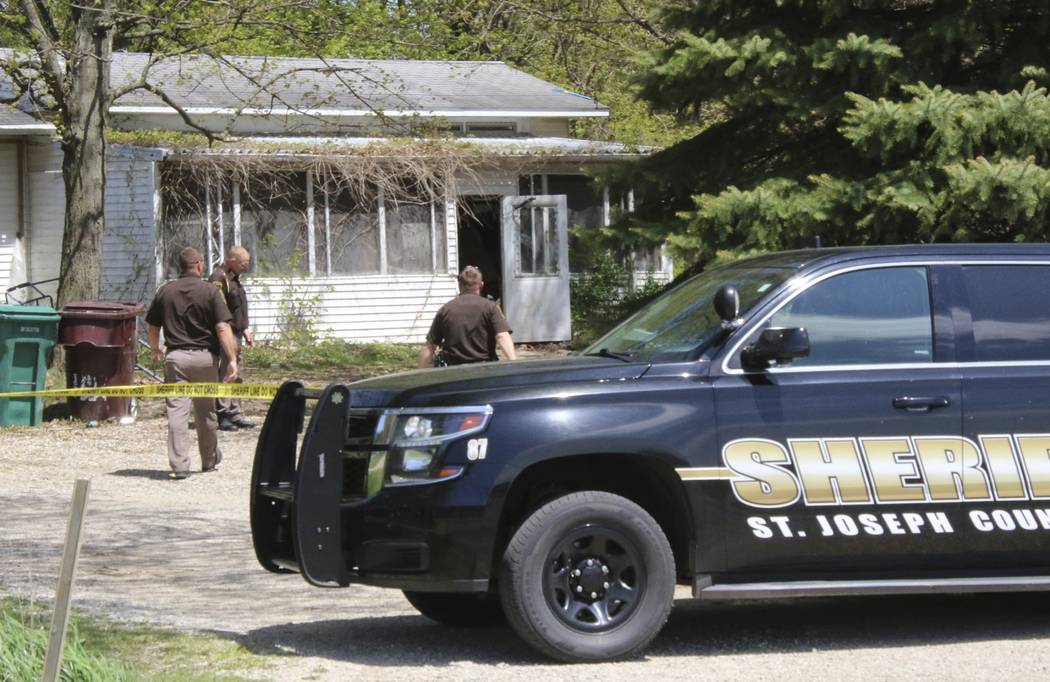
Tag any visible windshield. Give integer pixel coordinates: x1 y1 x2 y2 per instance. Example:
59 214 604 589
582 264 796 362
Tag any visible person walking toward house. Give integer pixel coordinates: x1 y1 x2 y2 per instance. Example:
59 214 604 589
418 266 517 368
147 247 239 479
208 245 256 431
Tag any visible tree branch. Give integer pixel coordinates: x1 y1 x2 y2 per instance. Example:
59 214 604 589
15 0 67 110
136 81 230 142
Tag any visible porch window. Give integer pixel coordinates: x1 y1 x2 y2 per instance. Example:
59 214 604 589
633 247 664 274
387 198 446 274
162 168 447 277
241 172 309 276
325 188 381 275
161 173 209 278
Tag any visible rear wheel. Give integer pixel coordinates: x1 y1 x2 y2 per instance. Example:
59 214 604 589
403 590 504 627
499 491 675 662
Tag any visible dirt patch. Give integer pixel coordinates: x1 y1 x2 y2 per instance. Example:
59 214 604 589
6 359 1050 679
0 362 577 679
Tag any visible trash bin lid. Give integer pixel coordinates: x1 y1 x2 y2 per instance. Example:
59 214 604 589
0 304 61 320
59 301 146 319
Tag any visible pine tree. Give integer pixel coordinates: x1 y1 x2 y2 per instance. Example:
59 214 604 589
623 1 1050 263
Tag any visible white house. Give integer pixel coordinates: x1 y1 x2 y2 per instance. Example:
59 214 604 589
2 53 671 342
0 104 56 300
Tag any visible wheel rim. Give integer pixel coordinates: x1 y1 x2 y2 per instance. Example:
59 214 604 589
542 523 646 633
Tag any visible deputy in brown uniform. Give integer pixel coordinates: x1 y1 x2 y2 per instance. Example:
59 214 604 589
418 266 516 367
147 247 239 479
208 245 255 431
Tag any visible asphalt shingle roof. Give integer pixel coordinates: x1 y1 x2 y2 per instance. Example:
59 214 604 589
108 53 607 115
0 103 53 132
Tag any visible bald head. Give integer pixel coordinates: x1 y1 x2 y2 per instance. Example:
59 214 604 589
225 246 251 274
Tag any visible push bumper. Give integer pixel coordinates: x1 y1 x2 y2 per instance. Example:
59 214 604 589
249 381 489 592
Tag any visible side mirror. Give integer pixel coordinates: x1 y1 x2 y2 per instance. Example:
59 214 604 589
714 284 739 322
741 327 810 370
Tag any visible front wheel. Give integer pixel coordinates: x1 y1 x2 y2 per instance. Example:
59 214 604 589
403 590 504 627
499 491 675 662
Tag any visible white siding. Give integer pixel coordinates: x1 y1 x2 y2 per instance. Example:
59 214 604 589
524 119 570 137
631 269 672 289
102 147 160 302
26 140 63 302
246 274 458 343
0 249 12 294
444 194 458 274
631 247 674 289
0 142 17 290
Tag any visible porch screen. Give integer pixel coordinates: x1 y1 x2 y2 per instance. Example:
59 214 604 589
162 167 448 278
633 247 663 273
327 189 380 275
241 173 309 276
386 199 446 274
161 173 208 279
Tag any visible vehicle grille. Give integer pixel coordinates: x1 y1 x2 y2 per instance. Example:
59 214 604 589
344 408 381 500
347 411 379 445
343 454 370 499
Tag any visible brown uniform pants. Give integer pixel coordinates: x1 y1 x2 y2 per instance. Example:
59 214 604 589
216 339 243 421
164 349 221 473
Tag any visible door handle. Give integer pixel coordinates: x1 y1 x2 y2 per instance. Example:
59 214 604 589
892 396 951 412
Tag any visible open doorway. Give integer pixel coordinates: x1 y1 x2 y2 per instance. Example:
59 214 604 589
457 196 503 303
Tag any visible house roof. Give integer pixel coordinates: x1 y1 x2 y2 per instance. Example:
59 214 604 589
107 53 608 118
162 136 651 161
0 104 54 134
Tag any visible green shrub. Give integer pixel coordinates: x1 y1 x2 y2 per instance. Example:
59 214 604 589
571 251 666 348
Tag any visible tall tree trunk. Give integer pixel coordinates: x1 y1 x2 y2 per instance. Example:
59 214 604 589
56 0 113 307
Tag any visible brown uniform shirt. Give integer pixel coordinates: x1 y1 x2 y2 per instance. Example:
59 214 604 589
426 293 512 365
208 266 249 334
146 274 232 353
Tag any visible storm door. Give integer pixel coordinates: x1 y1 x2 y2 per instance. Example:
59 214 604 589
500 195 570 342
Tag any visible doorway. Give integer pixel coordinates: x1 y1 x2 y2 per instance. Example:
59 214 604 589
457 196 503 303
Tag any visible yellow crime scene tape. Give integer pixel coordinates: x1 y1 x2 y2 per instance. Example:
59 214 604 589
0 382 282 400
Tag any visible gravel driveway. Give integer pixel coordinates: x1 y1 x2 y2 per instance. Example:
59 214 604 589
4 406 1050 680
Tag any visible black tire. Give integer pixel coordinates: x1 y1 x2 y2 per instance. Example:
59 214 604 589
403 590 505 627
499 491 675 662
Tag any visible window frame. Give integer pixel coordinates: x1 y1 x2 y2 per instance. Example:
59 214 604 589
513 202 561 277
720 258 1050 375
721 261 947 375
764 265 935 369
955 263 1050 364
179 169 449 278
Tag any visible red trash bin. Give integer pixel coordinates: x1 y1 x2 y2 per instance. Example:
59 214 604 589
58 302 145 423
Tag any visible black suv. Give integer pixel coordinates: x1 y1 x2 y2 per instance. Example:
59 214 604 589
250 244 1050 662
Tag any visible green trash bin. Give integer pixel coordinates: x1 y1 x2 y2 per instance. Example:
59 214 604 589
0 304 61 427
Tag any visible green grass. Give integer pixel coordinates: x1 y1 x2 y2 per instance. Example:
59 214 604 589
1 598 271 681
1 600 132 681
0 608 131 681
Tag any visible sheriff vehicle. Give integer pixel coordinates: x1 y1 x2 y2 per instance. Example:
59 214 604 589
250 244 1050 662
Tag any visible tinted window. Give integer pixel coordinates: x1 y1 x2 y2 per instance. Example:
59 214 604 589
768 267 933 366
962 265 1050 361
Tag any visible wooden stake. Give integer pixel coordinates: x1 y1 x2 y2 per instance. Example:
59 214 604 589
42 479 91 682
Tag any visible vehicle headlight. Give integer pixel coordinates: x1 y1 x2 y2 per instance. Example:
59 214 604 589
402 415 433 439
375 407 493 486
